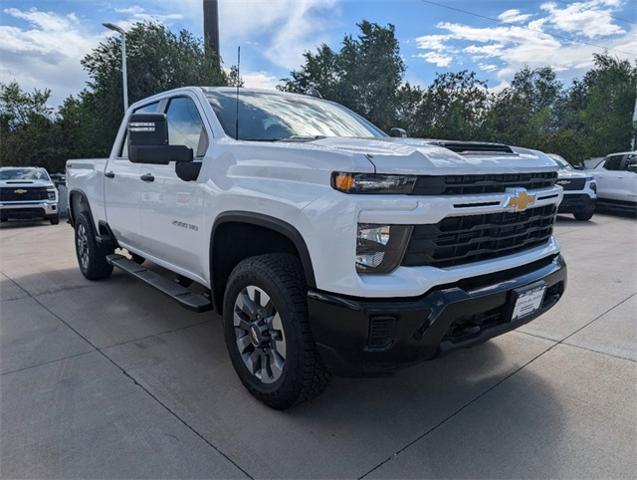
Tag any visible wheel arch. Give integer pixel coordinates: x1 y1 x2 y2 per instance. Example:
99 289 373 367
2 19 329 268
210 211 316 313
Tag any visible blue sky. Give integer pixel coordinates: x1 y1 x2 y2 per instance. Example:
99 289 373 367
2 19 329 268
1 0 635 105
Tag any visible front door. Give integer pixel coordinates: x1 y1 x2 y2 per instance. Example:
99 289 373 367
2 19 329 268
137 95 209 281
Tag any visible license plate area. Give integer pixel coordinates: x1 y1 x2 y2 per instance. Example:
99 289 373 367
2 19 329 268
509 282 546 322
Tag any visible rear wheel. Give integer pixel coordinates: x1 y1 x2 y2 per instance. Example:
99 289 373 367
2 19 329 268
75 211 113 280
223 254 330 409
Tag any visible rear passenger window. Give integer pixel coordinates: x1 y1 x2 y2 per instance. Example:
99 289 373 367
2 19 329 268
603 156 622 171
165 97 208 157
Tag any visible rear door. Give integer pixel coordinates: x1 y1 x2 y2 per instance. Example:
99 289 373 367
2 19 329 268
103 101 160 249
137 94 209 280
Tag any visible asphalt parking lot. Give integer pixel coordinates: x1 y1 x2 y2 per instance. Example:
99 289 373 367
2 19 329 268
1 213 635 479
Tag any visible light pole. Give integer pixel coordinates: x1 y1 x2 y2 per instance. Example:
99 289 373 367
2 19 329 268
102 22 128 112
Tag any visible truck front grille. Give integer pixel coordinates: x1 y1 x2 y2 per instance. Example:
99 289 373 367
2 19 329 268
0 187 48 202
411 172 557 195
556 178 586 190
402 204 557 268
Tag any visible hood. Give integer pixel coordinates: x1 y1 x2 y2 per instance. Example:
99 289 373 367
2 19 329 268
0 179 54 188
555 168 590 180
294 137 558 175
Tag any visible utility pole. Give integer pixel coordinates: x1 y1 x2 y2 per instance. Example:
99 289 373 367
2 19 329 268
103 23 128 112
203 0 220 66
632 82 637 150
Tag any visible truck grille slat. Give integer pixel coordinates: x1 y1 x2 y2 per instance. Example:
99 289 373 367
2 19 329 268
0 187 49 202
412 172 557 195
402 204 556 268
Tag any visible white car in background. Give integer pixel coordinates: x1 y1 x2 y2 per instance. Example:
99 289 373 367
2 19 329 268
592 152 637 216
547 154 596 221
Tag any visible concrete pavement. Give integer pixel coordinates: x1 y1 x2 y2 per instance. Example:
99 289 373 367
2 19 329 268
1 213 635 478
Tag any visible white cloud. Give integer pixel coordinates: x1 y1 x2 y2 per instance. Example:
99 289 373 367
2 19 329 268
241 71 279 90
216 0 339 70
497 9 533 24
541 0 625 39
414 0 636 83
478 63 498 72
417 51 453 67
0 8 102 105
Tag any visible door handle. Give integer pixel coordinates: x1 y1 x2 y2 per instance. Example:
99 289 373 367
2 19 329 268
104 171 115 178
140 173 155 182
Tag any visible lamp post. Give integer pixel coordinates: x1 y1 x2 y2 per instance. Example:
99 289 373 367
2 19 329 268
102 22 128 112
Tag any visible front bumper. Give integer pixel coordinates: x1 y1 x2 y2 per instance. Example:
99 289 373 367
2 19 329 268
308 254 566 376
558 193 595 214
0 202 58 218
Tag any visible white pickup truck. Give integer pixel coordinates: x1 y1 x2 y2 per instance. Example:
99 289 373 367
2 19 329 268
0 166 60 224
67 87 566 408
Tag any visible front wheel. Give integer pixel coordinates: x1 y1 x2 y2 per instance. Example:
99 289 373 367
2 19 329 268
49 214 60 225
573 210 594 221
223 254 330 409
74 211 113 280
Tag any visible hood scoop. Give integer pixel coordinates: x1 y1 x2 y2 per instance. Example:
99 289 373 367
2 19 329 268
429 141 514 155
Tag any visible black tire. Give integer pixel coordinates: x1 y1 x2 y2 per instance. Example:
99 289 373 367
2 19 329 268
223 253 330 409
130 253 145 264
74 211 113 280
49 214 60 225
573 210 594 221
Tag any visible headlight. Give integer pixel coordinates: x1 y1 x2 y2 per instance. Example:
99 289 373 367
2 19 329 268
47 188 56 200
332 172 417 194
356 223 412 273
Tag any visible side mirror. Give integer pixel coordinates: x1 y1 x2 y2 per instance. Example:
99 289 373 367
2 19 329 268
389 127 407 138
128 113 193 164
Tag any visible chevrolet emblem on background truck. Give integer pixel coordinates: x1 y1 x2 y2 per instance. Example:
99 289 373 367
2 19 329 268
14 189 27 194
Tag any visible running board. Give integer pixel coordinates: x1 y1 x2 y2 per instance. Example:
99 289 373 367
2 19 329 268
106 254 212 313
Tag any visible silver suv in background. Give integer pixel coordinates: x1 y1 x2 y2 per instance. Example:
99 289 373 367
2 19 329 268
592 152 637 216
0 167 60 224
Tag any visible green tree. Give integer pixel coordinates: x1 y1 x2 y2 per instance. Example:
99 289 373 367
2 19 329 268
79 22 229 156
0 82 67 171
281 21 405 131
573 53 636 158
408 71 490 139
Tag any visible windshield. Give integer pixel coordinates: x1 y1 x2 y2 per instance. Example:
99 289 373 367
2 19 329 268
0 168 50 181
548 154 572 170
206 90 386 141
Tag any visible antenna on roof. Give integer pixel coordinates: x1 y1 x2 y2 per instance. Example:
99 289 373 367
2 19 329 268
235 46 240 141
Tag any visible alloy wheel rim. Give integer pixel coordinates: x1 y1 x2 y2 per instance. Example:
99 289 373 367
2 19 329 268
76 224 89 270
233 285 286 384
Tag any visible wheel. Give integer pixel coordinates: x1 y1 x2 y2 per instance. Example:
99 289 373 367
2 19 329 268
223 254 330 409
130 253 145 264
74 211 113 280
573 210 594 221
49 214 60 225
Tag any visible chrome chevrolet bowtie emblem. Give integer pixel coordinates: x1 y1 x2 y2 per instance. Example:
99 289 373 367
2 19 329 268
506 188 536 212
14 189 27 194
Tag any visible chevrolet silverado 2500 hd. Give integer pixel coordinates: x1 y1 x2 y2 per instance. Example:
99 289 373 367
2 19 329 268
66 87 566 409
0 167 59 224
547 153 596 221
